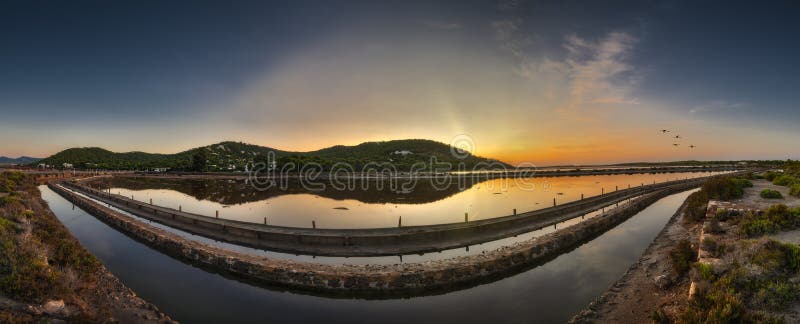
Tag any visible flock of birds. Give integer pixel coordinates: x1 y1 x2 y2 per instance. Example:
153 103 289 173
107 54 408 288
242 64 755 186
660 129 696 149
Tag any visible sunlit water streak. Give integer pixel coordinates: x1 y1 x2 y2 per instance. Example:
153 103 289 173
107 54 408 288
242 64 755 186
94 171 721 228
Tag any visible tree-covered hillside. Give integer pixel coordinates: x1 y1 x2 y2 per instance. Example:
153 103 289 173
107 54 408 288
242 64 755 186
37 140 510 171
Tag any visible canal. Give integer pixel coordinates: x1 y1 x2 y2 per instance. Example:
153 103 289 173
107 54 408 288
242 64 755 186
41 185 697 323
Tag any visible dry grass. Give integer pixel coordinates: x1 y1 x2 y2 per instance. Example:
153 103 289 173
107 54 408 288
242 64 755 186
0 171 101 319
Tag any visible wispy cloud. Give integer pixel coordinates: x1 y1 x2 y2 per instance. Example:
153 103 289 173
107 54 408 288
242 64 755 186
689 100 745 115
513 31 641 118
491 19 528 58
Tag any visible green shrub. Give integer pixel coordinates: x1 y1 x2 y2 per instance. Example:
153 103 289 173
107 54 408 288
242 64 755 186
696 262 715 280
670 239 697 276
753 280 799 310
764 171 782 181
686 190 710 222
790 184 800 197
773 175 798 186
0 179 15 193
761 189 784 199
740 216 779 237
732 178 754 188
752 240 800 273
765 204 796 228
703 176 744 200
0 195 21 207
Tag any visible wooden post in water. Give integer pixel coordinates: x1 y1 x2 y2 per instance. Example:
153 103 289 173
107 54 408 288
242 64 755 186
464 213 468 222
312 220 316 229
398 216 402 227
179 205 181 212
553 198 556 206
264 217 267 225
601 187 604 195
513 208 516 215
149 198 152 205
216 210 219 218
616 185 618 191
581 193 584 200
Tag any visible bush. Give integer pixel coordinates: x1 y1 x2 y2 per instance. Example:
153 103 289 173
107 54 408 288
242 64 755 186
740 215 779 237
696 262 715 280
764 171 782 181
702 236 717 250
760 189 783 199
773 175 798 187
686 190 710 222
753 280 799 310
732 178 754 188
752 240 800 273
703 176 744 200
765 204 796 228
670 239 697 276
790 184 800 197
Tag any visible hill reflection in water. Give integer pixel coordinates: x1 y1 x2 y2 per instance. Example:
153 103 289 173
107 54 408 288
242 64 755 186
86 172 722 229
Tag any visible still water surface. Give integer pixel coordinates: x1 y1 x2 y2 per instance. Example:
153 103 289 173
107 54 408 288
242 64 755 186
42 185 697 323
91 172 717 228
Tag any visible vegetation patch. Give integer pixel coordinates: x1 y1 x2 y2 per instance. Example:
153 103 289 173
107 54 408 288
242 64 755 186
740 204 800 237
761 189 784 199
686 176 753 223
670 239 698 276
0 171 101 318
679 240 800 322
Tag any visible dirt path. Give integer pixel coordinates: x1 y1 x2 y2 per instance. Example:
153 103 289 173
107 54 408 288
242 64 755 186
571 197 703 323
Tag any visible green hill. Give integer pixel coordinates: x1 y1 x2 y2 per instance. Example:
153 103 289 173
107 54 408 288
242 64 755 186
37 140 510 171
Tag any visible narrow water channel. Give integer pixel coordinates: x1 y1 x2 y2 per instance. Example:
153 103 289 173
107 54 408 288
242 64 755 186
41 185 696 324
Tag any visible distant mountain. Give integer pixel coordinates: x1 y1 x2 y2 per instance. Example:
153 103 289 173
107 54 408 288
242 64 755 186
0 156 41 165
37 140 510 171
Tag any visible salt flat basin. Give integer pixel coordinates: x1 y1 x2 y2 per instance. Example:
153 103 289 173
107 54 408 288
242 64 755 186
89 171 725 229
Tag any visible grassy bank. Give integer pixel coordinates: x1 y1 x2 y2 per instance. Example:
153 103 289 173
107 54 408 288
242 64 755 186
0 171 170 322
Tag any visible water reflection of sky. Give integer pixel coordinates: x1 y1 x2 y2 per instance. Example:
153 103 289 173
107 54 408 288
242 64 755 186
65 185 615 264
42 185 698 324
97 172 721 228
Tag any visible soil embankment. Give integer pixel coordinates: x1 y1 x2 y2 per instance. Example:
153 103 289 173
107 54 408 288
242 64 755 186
0 171 173 323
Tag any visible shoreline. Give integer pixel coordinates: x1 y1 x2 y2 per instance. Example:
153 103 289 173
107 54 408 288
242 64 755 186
569 189 701 322
48 179 702 299
0 173 172 322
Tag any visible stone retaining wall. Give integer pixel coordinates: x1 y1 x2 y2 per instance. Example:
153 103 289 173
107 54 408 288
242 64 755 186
64 175 714 256
49 181 702 298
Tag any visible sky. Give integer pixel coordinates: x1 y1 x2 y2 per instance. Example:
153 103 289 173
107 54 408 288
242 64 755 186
1 0 799 166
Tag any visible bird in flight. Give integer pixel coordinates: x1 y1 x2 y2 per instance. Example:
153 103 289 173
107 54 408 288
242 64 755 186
674 135 681 139
689 145 696 149
660 129 669 133
673 143 680 147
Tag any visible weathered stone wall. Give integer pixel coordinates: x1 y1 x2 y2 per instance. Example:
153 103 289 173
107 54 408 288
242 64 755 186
63 176 712 257
49 181 702 298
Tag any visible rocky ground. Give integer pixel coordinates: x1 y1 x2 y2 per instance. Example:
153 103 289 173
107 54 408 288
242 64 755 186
573 178 800 323
570 196 703 323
